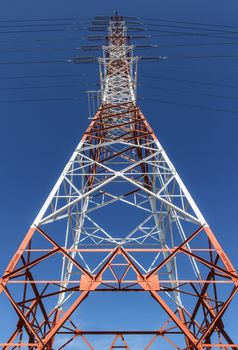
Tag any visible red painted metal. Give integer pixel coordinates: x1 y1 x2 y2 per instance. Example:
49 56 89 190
0 13 237 350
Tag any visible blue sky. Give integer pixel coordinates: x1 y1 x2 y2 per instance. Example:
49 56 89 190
0 0 238 348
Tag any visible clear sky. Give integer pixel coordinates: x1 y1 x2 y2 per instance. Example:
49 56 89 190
0 0 238 348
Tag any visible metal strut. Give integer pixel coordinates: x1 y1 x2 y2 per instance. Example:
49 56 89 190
0 13 238 350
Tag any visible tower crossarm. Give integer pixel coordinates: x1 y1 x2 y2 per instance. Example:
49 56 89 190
1 13 238 350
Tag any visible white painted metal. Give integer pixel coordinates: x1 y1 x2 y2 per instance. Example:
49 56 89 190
99 19 138 105
29 17 208 309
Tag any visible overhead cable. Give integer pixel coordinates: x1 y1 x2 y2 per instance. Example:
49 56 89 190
140 97 238 115
142 74 238 89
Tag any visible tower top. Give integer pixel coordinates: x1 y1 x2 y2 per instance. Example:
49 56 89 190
99 15 138 105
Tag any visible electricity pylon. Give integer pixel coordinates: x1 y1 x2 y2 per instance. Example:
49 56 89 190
1 14 238 350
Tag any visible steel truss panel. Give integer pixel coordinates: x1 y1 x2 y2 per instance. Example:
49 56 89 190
0 13 237 350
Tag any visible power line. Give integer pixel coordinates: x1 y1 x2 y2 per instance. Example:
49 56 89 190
0 22 87 29
89 24 238 41
141 84 238 101
0 73 97 79
2 41 238 52
137 42 238 50
158 41 238 48
2 32 237 44
0 59 67 65
0 37 87 44
0 96 84 103
0 54 236 66
147 28 238 41
0 28 85 34
148 33 238 41
140 97 238 115
0 34 149 44
142 22 238 35
139 28 238 41
0 26 146 35
2 26 238 41
0 17 80 23
0 84 77 90
0 83 97 90
2 16 236 31
0 47 79 54
142 54 238 62
172 54 238 59
1 16 237 31
142 74 238 89
141 17 238 30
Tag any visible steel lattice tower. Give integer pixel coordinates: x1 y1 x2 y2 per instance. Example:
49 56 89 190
1 14 238 350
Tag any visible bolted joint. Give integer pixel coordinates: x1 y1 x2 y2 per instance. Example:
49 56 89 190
137 274 160 291
79 274 101 291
